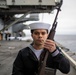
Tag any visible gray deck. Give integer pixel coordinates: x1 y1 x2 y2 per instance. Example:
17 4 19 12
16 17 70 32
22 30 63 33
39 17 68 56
0 40 76 75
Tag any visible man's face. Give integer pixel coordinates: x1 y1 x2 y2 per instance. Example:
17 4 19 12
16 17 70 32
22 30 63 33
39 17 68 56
31 29 48 46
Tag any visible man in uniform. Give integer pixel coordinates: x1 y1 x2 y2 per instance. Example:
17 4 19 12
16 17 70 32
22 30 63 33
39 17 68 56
12 22 70 75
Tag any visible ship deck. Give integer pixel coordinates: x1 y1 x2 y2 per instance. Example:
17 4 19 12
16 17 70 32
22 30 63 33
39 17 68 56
0 40 76 75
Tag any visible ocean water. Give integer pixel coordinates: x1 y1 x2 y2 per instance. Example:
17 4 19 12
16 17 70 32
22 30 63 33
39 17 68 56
54 35 76 53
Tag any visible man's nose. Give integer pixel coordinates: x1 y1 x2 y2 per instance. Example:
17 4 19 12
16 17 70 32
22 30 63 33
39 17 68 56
38 33 42 37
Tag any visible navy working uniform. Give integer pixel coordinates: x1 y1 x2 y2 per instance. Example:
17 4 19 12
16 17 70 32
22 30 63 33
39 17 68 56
12 22 70 75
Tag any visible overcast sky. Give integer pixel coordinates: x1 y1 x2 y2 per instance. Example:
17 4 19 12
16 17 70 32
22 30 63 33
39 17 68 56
39 0 76 35
57 0 76 35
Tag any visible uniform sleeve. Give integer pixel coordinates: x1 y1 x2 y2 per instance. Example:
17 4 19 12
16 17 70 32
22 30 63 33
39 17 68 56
12 50 24 75
51 47 70 74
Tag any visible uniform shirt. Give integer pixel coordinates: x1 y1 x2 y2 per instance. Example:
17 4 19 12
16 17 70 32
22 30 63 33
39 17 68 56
12 45 70 75
29 45 43 60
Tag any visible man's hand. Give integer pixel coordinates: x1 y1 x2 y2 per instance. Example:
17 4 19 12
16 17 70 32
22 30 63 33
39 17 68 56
44 39 56 53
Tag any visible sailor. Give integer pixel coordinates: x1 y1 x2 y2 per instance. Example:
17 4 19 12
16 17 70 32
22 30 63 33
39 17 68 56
12 22 70 75
4 29 11 40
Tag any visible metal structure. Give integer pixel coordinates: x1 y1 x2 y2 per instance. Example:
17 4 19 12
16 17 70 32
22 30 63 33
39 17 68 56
0 0 61 25
0 0 58 14
0 0 62 34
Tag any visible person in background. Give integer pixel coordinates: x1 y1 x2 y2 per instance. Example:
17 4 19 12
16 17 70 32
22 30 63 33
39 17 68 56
19 31 22 37
4 29 9 40
12 22 70 75
4 29 11 40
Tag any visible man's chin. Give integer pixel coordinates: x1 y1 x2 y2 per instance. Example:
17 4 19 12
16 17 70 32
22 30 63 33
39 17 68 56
37 42 44 45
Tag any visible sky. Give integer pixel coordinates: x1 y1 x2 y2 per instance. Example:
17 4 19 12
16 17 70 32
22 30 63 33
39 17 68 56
57 0 76 35
39 0 76 35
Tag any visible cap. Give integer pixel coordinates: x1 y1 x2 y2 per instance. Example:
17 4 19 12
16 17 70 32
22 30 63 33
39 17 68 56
29 22 51 30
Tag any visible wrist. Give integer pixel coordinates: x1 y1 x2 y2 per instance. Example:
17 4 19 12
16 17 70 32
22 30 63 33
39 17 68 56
51 49 60 57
